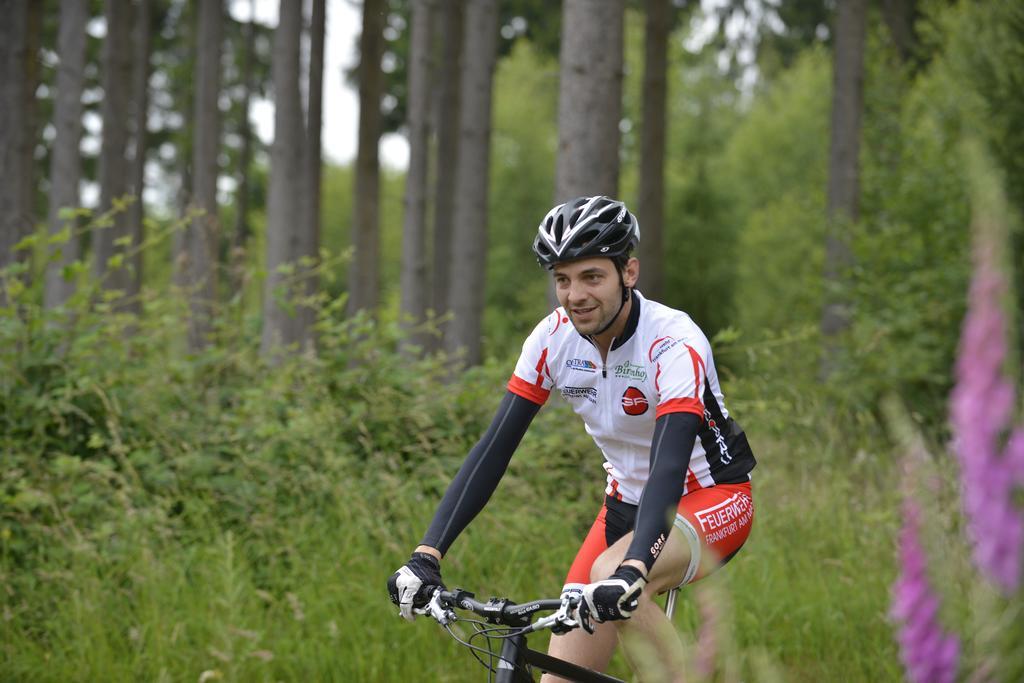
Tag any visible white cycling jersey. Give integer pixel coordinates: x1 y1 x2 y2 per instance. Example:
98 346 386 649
508 290 754 505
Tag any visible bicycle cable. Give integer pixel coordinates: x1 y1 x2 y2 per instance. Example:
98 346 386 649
467 622 542 680
443 618 502 677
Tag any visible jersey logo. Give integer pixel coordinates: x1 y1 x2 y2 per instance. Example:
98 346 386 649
613 360 647 381
566 358 598 373
649 336 680 362
705 411 733 464
621 387 649 416
562 386 598 404
650 532 667 559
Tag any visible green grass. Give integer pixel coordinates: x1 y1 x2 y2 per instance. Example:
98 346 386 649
2 408 911 682
0 283 926 681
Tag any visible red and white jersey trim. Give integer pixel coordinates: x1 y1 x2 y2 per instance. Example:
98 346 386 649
507 291 737 504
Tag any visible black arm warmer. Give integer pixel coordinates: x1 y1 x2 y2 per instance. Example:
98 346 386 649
624 411 702 572
420 391 541 555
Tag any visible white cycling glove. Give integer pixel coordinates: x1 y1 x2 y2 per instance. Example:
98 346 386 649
387 552 444 621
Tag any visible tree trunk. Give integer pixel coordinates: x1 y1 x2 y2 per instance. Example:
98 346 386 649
0 0 30 305
637 0 669 300
296 0 325 350
444 0 499 366
125 0 151 314
429 0 464 336
882 0 916 64
21 1 41 245
173 159 192 290
231 0 257 296
172 5 196 293
44 0 88 309
399 0 436 352
94 0 134 302
821 0 867 377
348 0 386 316
554 0 625 202
186 0 223 350
261 0 305 357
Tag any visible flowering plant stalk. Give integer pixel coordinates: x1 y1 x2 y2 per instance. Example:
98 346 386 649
949 235 1024 594
891 140 1023 682
890 498 960 683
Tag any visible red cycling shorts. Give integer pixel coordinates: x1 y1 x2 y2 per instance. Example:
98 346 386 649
564 480 754 587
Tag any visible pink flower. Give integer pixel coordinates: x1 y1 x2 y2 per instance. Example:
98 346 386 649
949 242 1024 593
891 501 960 683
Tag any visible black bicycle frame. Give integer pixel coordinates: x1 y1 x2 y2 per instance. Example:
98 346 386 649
494 632 626 683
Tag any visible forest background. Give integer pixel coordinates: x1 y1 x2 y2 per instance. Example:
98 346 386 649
2 0 1023 681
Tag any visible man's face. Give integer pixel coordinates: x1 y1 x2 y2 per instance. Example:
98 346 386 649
552 257 638 336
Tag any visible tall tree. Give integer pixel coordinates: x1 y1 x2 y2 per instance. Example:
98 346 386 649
429 0 464 331
821 0 867 377
22 2 42 248
444 0 499 365
296 0 326 348
554 0 625 201
171 2 196 293
881 0 918 65
0 0 31 302
261 0 305 356
185 0 223 349
94 0 134 301
44 0 89 309
637 0 670 299
348 0 387 316
230 0 258 294
399 0 436 351
126 0 152 313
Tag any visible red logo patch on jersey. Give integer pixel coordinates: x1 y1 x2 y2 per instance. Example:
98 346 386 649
621 387 649 416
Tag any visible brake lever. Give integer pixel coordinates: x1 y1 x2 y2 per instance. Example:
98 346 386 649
532 595 585 635
413 587 456 626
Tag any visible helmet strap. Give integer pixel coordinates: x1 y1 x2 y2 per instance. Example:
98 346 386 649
590 270 630 338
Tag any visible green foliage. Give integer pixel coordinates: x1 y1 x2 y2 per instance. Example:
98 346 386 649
941 1 1024 214
832 0 1024 424
0 238 605 680
713 49 831 337
0 301 909 682
0 268 910 681
11 0 1024 679
2 220 910 681
368 0 563 134
485 39 560 356
704 0 834 79
938 0 1024 376
699 3 1016 429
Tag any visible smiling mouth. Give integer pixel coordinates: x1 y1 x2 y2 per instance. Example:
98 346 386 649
573 306 598 316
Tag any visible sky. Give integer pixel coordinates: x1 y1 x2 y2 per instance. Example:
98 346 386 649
234 0 410 169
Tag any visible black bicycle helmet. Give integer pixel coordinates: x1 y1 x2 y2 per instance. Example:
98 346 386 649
532 196 640 269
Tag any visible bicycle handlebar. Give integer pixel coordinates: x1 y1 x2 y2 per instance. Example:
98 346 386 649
418 588 583 634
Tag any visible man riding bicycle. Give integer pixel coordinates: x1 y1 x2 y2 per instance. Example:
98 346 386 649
389 196 757 680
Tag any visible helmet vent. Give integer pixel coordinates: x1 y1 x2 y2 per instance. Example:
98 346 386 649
532 196 639 268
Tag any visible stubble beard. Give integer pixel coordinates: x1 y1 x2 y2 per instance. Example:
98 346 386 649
568 299 617 337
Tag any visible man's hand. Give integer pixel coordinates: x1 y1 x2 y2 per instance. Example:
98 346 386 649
577 565 647 630
387 552 445 621
550 583 585 635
